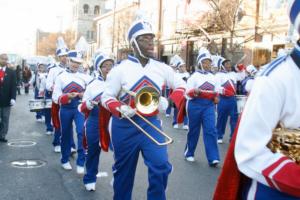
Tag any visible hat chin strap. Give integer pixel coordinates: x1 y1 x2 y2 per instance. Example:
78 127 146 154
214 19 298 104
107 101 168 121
133 39 149 59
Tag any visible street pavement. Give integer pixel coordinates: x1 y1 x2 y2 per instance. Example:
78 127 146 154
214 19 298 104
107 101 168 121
0 91 231 200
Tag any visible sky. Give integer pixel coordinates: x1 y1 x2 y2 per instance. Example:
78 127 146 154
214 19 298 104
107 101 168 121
0 0 72 56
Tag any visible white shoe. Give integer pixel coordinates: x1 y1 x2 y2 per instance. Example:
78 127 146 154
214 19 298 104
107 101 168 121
217 139 223 144
71 148 77 153
210 160 220 167
62 162 72 170
185 156 195 162
46 131 53 135
54 146 61 153
173 124 179 129
76 166 85 174
182 125 189 130
36 118 43 122
85 183 96 191
165 114 170 118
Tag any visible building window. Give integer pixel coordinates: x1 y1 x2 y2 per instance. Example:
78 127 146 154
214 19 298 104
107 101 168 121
94 6 100 15
91 31 94 40
86 31 90 40
83 4 89 14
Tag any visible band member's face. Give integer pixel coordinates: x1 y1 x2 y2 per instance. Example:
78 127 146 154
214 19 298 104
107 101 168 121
69 60 80 72
0 54 8 67
38 64 46 73
59 55 68 64
201 59 212 71
178 64 187 73
223 61 232 71
100 60 113 77
135 34 155 58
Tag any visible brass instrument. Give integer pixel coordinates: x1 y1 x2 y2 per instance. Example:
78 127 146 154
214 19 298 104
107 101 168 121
117 86 173 146
267 123 300 164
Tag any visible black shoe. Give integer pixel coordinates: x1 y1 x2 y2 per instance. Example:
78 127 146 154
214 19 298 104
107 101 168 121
0 138 8 143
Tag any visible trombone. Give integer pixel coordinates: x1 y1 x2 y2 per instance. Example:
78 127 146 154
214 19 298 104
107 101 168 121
116 86 173 146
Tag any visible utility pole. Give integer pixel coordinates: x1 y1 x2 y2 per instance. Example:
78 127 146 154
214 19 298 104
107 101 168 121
254 0 260 42
157 0 162 60
111 0 117 53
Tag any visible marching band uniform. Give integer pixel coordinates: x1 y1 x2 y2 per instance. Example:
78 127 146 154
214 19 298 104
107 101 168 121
31 65 44 121
213 3 300 199
184 48 220 165
101 20 186 200
215 56 246 142
173 57 189 130
52 50 92 172
46 47 74 152
240 65 257 95
79 54 114 191
38 64 53 134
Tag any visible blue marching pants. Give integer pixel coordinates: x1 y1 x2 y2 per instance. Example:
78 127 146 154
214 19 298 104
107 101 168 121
44 108 53 132
44 90 53 132
172 107 188 126
184 98 220 164
52 128 61 146
216 96 238 140
60 107 85 166
111 115 172 200
34 88 43 119
242 179 298 200
83 109 101 184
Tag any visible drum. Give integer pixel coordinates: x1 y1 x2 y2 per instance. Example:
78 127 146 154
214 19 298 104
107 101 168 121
44 99 52 109
29 99 45 112
236 95 247 114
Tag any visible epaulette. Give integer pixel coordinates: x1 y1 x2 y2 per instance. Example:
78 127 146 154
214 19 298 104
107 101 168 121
260 55 287 76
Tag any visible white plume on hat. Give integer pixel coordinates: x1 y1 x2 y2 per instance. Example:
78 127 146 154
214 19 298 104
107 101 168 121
56 37 69 56
75 36 89 57
196 47 212 67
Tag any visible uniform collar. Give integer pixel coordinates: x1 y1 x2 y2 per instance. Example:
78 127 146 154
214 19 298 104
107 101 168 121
290 41 300 70
128 55 140 63
196 69 212 74
59 63 67 68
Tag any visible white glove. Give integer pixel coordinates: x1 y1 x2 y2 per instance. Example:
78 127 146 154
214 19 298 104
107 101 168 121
86 100 95 110
158 97 169 112
118 105 136 118
10 99 16 106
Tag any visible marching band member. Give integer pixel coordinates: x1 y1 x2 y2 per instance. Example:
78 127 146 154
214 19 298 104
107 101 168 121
184 47 220 166
240 65 257 95
214 2 300 199
79 53 114 191
31 63 46 122
52 50 92 173
101 19 186 200
163 55 177 118
173 55 189 130
214 56 245 143
38 63 54 135
46 40 76 153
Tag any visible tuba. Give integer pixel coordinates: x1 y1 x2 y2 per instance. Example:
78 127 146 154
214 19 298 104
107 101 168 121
267 123 300 164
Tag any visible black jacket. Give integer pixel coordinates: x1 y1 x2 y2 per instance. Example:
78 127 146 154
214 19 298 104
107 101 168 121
0 67 16 107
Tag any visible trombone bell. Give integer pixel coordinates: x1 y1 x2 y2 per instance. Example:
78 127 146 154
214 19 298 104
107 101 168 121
135 86 160 115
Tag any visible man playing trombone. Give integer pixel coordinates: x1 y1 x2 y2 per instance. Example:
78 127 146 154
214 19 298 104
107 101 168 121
101 18 186 200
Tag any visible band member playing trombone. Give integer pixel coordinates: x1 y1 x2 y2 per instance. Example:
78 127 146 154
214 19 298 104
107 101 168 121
184 47 220 166
78 53 114 191
101 19 186 200
52 50 92 173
